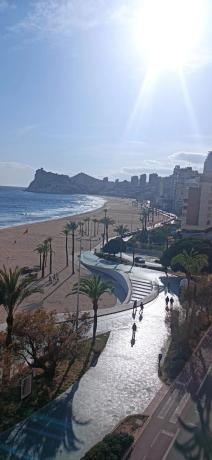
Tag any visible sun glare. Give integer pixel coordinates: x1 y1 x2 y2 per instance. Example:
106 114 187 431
134 0 205 72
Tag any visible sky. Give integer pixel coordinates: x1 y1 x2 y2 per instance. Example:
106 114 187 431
0 0 212 186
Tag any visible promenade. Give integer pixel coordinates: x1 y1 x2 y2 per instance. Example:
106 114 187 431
0 267 175 460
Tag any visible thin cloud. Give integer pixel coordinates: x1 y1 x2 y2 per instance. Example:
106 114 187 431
169 151 206 164
12 0 134 37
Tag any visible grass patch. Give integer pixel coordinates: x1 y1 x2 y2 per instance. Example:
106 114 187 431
0 332 109 432
114 414 148 439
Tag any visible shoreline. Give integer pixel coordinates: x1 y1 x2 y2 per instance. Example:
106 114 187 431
0 196 141 322
0 193 107 231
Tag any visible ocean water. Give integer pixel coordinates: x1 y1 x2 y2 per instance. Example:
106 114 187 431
0 187 105 229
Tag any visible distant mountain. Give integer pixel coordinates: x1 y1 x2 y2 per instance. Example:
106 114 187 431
27 168 134 197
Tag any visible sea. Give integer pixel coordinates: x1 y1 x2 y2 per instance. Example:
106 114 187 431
0 186 105 229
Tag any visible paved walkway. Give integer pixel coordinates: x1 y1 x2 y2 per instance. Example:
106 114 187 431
130 325 212 460
0 271 179 460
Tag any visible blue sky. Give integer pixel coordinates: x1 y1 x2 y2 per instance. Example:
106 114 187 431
0 0 212 185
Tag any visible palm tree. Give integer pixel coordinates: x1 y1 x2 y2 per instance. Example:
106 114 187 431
0 266 42 346
104 208 108 218
171 250 208 288
84 217 89 235
114 224 129 237
78 221 83 236
101 232 105 249
34 244 43 270
47 237 53 274
43 239 50 268
140 208 149 231
87 217 90 236
38 240 50 278
92 218 98 237
96 219 100 235
68 222 78 274
114 225 129 259
62 224 70 267
72 275 113 346
100 217 115 244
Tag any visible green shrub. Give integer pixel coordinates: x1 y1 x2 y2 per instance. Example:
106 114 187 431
81 432 134 460
160 238 212 272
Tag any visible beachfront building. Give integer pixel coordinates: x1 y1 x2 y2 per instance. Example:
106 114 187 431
181 151 212 235
170 165 200 215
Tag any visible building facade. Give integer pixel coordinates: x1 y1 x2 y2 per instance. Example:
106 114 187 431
182 152 212 232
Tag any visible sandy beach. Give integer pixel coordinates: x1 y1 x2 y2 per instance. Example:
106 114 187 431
0 196 165 323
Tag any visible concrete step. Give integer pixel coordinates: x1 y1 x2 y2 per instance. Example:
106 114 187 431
132 290 152 296
130 279 152 286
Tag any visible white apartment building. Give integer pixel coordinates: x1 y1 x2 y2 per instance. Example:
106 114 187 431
182 151 212 232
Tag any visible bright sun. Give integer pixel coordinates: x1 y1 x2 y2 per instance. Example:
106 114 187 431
134 0 205 72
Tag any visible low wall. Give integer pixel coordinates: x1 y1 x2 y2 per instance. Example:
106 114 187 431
81 258 132 305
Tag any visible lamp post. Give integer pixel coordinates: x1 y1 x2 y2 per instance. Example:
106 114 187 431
76 238 82 335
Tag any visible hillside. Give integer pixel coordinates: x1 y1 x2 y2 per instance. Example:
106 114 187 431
27 168 129 196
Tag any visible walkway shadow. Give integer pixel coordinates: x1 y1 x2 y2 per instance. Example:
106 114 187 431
0 348 94 460
160 276 180 296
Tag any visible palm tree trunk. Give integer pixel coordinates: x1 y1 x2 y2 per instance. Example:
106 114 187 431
39 254 42 270
92 302 98 346
44 252 47 267
102 234 105 249
6 311 13 347
72 231 75 274
88 220 90 236
106 225 109 243
49 242 52 274
120 237 123 260
97 221 99 234
42 254 45 278
66 235 68 266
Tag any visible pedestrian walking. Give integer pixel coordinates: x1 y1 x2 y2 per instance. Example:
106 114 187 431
165 295 169 306
132 323 137 333
158 353 162 365
170 297 174 307
140 301 144 312
131 337 135 347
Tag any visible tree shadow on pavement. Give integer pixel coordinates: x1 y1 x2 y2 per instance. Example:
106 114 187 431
0 348 94 460
174 340 212 459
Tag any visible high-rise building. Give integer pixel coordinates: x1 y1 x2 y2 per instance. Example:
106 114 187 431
182 151 212 232
139 174 146 188
171 166 199 215
131 176 139 186
149 173 158 185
